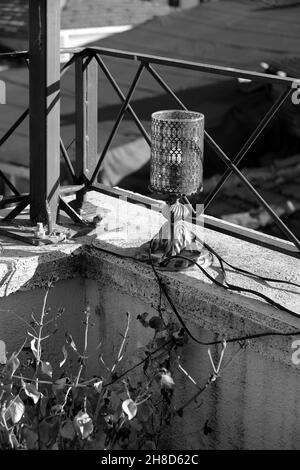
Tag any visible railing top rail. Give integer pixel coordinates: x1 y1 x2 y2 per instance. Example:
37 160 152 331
1 46 299 87
85 46 299 87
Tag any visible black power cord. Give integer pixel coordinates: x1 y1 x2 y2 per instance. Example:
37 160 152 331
148 237 300 347
91 237 300 347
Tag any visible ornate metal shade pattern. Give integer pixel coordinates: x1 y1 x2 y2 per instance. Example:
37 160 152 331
150 110 204 196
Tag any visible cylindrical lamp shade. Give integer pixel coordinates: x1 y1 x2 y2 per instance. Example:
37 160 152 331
150 110 204 196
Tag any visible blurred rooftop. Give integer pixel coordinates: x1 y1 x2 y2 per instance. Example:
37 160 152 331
0 0 173 50
0 0 299 239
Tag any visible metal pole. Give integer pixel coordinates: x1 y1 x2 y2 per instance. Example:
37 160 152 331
71 55 98 217
29 0 61 226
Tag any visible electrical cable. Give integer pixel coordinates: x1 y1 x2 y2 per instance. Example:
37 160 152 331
148 238 300 346
91 237 300 347
201 236 300 289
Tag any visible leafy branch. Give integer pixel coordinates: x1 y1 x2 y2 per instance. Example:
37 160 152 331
0 293 247 450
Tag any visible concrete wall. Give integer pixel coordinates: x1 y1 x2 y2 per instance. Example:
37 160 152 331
1 264 300 449
84 280 300 450
0 190 299 449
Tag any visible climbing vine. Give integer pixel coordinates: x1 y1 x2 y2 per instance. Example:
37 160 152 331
0 285 240 450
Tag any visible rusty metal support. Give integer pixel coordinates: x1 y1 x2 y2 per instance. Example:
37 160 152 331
71 55 98 218
29 0 61 226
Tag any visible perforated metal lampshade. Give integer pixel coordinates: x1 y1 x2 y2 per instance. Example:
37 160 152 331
149 110 204 197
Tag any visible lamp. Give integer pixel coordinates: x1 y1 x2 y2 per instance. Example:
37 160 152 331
140 109 212 271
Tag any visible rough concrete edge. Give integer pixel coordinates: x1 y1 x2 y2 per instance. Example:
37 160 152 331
83 246 300 369
0 233 299 369
0 246 86 296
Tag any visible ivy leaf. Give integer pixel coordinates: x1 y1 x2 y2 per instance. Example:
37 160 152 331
59 345 68 368
60 419 75 440
93 379 103 394
23 427 38 450
4 352 20 379
142 440 156 450
65 333 77 353
74 411 94 439
51 404 64 415
41 361 52 378
5 396 25 424
30 338 38 359
130 419 143 432
52 377 67 393
148 316 165 332
160 371 175 389
8 431 19 449
122 399 137 421
108 391 120 410
137 401 153 423
0 340 6 364
40 396 48 418
137 312 149 328
172 328 188 346
21 379 41 404
39 417 60 447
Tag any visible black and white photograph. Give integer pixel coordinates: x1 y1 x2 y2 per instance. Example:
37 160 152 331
0 0 299 455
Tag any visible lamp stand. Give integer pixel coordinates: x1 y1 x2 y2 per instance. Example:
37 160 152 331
137 198 212 271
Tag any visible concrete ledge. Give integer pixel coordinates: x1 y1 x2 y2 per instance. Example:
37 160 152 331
0 190 299 367
0 242 85 296
83 245 299 367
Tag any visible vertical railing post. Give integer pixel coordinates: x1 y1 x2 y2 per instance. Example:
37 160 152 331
29 0 61 226
71 55 98 217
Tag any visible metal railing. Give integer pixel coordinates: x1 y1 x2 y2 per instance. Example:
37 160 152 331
0 46 299 258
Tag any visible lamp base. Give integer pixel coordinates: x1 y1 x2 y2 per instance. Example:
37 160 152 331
151 246 212 272
136 240 212 272
136 199 213 272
